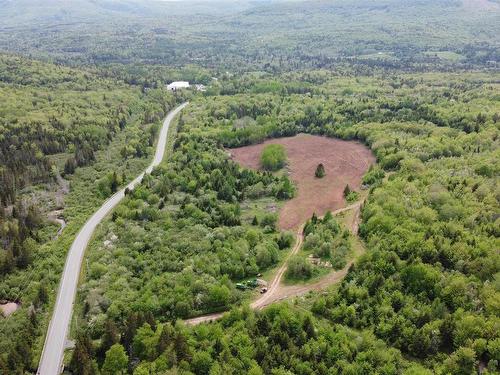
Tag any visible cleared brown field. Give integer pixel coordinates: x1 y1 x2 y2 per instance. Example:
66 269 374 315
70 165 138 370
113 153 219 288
230 134 375 230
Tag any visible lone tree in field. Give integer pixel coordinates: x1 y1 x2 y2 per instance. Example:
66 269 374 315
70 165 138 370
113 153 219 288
252 215 259 226
343 184 351 197
315 163 325 178
261 144 287 171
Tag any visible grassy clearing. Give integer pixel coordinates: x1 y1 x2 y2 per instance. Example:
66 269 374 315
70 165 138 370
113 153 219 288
423 51 465 62
240 196 284 224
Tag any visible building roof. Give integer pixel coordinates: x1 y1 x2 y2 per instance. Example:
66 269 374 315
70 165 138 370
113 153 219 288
167 81 190 90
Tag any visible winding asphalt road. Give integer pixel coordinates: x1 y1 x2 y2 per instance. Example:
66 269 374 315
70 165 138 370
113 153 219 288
37 102 188 375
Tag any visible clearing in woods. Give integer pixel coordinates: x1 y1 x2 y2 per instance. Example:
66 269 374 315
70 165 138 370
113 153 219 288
183 135 375 326
230 133 375 229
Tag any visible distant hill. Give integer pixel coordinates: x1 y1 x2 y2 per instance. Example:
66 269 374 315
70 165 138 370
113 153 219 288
0 0 498 70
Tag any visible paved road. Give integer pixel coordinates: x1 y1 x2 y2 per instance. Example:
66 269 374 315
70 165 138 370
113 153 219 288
185 201 362 326
37 103 188 375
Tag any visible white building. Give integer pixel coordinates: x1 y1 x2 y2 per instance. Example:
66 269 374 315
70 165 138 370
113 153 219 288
167 81 190 91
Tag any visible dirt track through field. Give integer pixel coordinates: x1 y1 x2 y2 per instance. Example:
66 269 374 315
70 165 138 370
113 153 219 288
274 201 364 300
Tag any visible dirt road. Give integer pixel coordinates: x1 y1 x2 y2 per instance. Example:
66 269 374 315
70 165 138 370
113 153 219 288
250 226 304 310
48 210 67 239
185 201 363 326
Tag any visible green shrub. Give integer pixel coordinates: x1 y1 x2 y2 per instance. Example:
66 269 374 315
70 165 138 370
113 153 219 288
346 191 359 203
362 165 384 185
286 255 313 280
261 144 287 171
260 213 278 231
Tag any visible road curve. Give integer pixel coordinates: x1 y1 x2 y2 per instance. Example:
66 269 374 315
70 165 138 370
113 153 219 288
37 102 188 375
185 201 362 326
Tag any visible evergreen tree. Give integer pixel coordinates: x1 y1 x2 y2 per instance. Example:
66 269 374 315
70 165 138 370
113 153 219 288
315 163 325 178
174 330 191 361
157 323 175 355
64 157 77 175
302 315 316 339
343 184 351 197
311 212 318 224
110 172 119 193
122 312 139 352
35 283 49 307
99 319 119 360
70 332 95 375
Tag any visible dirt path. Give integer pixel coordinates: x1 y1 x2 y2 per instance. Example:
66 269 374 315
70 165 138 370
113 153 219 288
48 209 67 240
250 226 304 310
185 201 363 326
264 201 364 303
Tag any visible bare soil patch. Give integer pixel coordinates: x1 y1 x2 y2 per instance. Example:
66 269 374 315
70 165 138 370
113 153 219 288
230 134 375 229
0 302 20 317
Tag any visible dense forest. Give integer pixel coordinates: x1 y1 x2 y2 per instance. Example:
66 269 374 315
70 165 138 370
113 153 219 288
0 53 179 276
0 0 499 374
0 53 184 372
61 71 499 374
0 53 170 199
79 131 296 324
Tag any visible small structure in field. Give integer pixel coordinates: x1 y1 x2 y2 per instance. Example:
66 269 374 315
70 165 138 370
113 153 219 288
308 254 321 265
167 81 190 91
307 255 332 268
256 279 268 286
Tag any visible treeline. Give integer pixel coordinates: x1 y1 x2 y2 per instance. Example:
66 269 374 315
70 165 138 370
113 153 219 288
69 304 427 374
0 54 176 206
0 0 498 74
205 74 499 150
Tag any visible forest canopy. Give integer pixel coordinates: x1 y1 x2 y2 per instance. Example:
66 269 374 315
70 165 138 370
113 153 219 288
0 0 498 72
64 70 500 375
0 1 499 374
